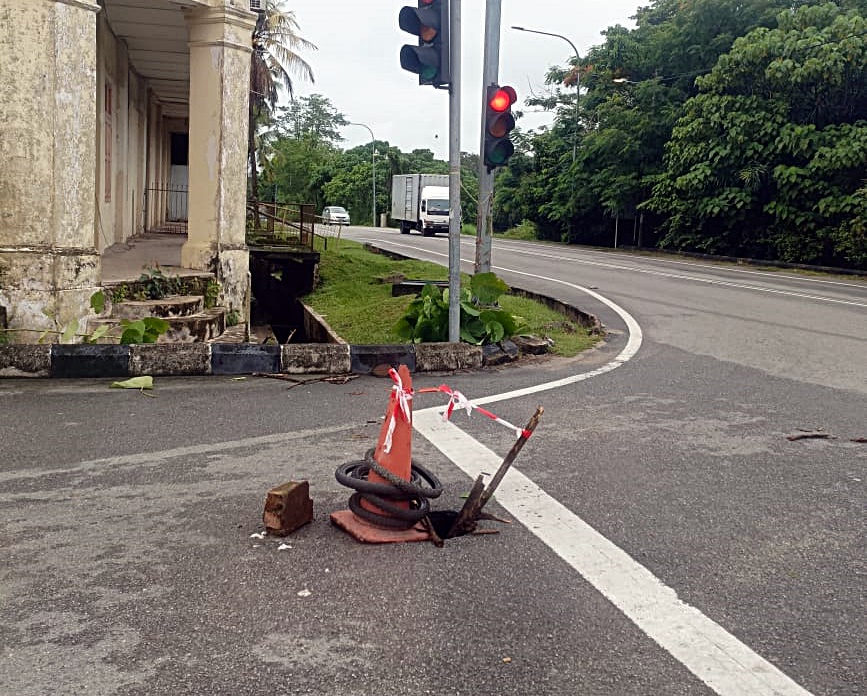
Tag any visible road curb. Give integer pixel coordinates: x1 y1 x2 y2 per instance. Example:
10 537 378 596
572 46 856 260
0 282 597 379
0 342 485 379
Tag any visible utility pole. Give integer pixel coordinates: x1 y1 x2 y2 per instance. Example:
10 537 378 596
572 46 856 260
447 0 462 342
474 0 501 274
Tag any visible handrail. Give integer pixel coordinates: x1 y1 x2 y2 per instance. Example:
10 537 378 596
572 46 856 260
246 201 316 250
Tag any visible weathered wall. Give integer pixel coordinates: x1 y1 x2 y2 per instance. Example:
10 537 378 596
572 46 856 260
181 3 255 317
95 14 150 252
0 0 102 341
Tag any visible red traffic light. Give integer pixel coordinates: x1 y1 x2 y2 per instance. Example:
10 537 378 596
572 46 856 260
488 86 516 113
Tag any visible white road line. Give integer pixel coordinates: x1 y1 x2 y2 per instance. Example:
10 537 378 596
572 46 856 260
361 237 866 308
400 269 814 695
413 411 813 696
488 237 867 289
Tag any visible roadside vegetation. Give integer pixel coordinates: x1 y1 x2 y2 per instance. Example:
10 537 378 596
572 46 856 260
252 0 865 271
303 239 599 357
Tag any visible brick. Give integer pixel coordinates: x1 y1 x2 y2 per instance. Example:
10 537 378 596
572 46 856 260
262 481 313 536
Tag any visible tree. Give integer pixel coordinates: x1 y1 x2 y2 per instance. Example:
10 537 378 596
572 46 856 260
258 95 347 210
647 2 867 267
249 1 316 202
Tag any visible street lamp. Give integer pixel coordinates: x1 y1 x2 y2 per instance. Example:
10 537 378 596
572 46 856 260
512 26 580 164
512 26 580 240
347 122 376 227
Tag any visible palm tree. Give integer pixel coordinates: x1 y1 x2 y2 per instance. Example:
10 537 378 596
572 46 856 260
249 1 316 204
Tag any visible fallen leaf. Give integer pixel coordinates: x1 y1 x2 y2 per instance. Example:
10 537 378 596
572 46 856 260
110 376 153 390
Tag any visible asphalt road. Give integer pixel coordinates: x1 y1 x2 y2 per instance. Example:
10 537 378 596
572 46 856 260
1 231 864 695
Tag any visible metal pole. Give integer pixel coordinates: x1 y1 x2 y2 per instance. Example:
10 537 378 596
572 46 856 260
475 0 501 274
511 27 580 238
348 122 376 226
447 0 462 342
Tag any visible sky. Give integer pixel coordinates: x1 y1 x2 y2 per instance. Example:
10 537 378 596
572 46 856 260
285 1 641 160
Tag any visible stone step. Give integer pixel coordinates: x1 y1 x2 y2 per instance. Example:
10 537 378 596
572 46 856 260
89 307 227 343
109 295 204 320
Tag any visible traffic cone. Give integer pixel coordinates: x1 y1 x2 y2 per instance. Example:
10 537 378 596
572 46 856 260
367 363 413 493
330 364 431 543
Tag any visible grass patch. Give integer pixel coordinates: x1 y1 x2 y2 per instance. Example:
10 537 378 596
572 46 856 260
304 239 601 356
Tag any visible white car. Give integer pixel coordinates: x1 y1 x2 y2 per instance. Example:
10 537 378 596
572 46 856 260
322 206 350 225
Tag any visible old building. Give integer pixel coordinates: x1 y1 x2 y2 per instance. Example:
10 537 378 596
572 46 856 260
0 0 256 341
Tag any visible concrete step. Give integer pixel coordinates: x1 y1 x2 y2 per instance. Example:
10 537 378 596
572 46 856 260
109 295 204 320
89 307 226 343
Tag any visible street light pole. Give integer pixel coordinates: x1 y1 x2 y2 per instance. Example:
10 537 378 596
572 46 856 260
348 122 376 226
511 26 580 164
512 26 580 240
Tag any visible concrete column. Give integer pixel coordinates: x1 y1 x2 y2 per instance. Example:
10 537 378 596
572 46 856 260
0 0 101 342
182 3 255 316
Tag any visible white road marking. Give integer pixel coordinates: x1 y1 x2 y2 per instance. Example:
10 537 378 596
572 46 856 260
413 411 813 696
489 237 867 290
389 261 814 695
361 236 866 308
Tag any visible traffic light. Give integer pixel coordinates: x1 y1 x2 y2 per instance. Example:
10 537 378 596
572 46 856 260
399 0 450 88
483 84 517 170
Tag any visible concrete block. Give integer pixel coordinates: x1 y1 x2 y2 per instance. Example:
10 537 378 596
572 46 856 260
50 344 130 378
130 343 211 376
282 343 350 374
511 335 550 355
482 343 515 366
0 345 51 377
414 342 483 372
211 344 280 375
350 345 415 375
263 481 313 536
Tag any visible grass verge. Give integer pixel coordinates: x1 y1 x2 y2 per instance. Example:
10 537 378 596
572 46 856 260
304 239 600 357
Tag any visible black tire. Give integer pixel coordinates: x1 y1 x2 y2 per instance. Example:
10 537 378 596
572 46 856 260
399 221 410 234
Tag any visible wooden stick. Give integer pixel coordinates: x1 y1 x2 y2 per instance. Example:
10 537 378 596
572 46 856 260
446 406 544 538
478 406 544 508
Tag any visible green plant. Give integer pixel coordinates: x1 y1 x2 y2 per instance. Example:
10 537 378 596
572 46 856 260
226 309 241 326
110 283 130 303
135 265 183 300
204 279 220 308
119 317 170 344
395 272 526 345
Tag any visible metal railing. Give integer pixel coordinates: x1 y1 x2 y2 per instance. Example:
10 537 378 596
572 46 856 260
144 184 188 234
246 201 316 250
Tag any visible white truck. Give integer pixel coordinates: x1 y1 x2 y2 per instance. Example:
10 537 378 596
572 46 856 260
390 173 451 237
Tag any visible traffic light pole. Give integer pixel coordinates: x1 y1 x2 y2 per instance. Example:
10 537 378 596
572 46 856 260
474 0 501 274
447 0 462 342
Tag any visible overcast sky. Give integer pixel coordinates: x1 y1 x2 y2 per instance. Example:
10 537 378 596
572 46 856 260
285 1 640 160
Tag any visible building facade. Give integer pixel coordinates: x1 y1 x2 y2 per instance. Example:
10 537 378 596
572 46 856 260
0 0 255 341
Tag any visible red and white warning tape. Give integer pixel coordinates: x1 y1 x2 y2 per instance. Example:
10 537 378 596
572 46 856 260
383 369 534 449
417 383 533 440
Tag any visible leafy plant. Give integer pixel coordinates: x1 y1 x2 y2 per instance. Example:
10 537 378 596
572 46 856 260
135 266 183 300
110 283 130 303
119 317 170 344
204 279 220 308
395 272 526 345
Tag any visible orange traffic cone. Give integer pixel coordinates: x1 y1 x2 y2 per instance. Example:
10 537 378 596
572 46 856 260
330 364 431 543
367 363 413 494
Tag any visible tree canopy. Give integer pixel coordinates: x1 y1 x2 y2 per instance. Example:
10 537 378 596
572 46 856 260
251 0 866 269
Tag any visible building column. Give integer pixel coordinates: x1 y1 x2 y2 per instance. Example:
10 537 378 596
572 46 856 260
181 3 255 317
0 0 101 342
